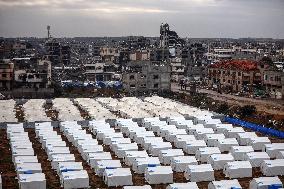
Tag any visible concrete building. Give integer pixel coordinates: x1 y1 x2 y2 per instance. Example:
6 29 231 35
100 47 120 63
207 60 263 93
129 50 150 61
122 61 171 93
170 58 185 82
263 70 284 99
0 60 14 90
84 62 118 82
13 58 52 89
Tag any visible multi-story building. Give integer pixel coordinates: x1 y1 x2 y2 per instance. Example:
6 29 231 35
207 60 263 92
84 62 118 82
13 58 52 89
45 39 61 65
122 61 171 93
170 58 185 82
129 50 150 61
159 23 184 48
0 60 14 90
100 47 120 63
263 70 284 99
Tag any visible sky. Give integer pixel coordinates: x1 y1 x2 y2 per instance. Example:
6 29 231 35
0 0 284 38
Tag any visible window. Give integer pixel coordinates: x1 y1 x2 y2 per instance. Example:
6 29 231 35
153 75 159 79
238 81 241 84
238 72 241 76
129 75 135 80
140 84 146 88
154 83 159 88
141 74 146 78
228 80 231 83
130 84 136 88
2 73 7 78
223 79 225 82
264 75 268 80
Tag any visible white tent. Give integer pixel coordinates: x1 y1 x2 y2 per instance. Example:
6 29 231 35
145 166 173 184
184 164 214 182
186 124 205 134
132 157 161 174
224 127 245 138
103 168 133 187
170 156 198 172
165 129 187 142
142 137 164 150
88 152 113 168
208 153 235 170
230 146 254 161
193 128 215 140
249 176 283 189
204 134 225 147
14 156 38 165
263 143 284 158
276 151 284 159
149 142 172 156
173 135 196 149
18 173 46 189
247 137 271 151
124 151 149 166
16 162 42 174
244 152 270 167
213 124 233 134
236 132 258 146
159 149 184 165
50 154 76 170
60 170 89 189
123 186 152 189
195 147 221 163
214 138 239 152
223 161 252 179
95 160 122 176
208 179 242 189
166 182 199 189
260 159 284 176
57 162 83 175
184 140 207 155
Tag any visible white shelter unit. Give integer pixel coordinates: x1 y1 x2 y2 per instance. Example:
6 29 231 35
214 138 239 152
244 152 270 167
57 162 83 175
184 140 207 155
158 149 184 165
123 186 152 189
247 137 271 151
208 153 235 170
149 142 172 156
173 135 196 149
145 166 173 184
14 156 38 165
224 127 245 138
230 146 254 161
170 156 198 172
166 182 199 189
194 128 215 140
204 133 225 147
18 173 46 189
184 164 214 182
260 159 284 176
124 151 149 166
223 161 252 179
276 151 284 159
88 152 112 168
208 179 242 189
16 162 42 174
195 147 221 163
132 157 161 174
236 132 258 146
213 124 233 134
263 143 284 158
249 176 283 189
50 154 76 170
60 170 89 189
94 160 122 176
103 168 133 187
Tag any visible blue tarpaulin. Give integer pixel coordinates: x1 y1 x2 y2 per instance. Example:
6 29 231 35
224 117 284 139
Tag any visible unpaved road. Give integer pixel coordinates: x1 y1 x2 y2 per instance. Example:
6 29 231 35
171 83 284 116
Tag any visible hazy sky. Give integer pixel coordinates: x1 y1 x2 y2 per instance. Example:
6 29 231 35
0 0 284 38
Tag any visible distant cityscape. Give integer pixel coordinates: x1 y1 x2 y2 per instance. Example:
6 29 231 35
0 23 284 99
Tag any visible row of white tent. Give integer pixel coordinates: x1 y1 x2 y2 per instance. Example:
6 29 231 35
7 123 46 189
73 98 117 120
0 100 17 122
35 122 89 189
22 99 50 122
52 98 83 121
